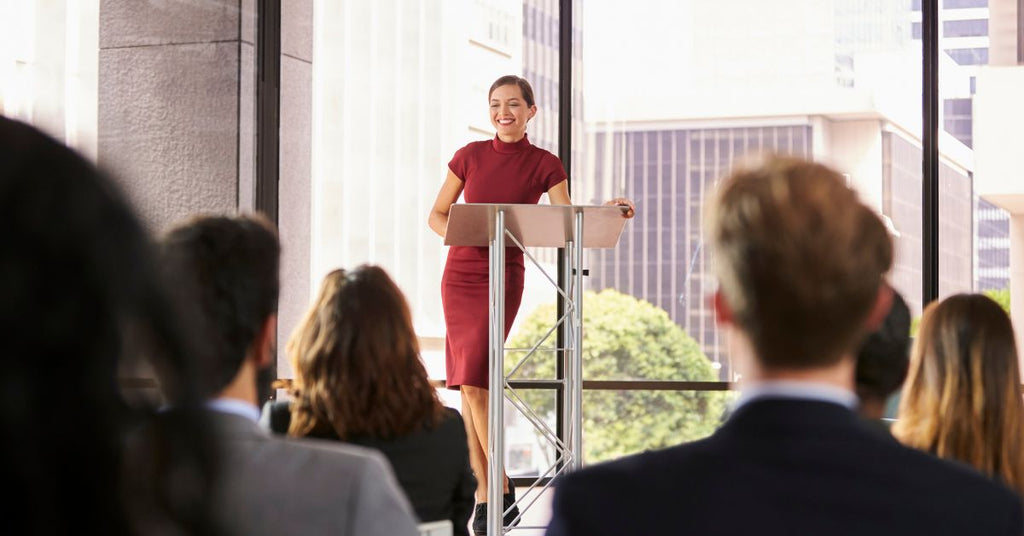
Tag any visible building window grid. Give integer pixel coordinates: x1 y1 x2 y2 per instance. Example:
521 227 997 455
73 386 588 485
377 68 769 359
506 0 994 468
943 18 988 37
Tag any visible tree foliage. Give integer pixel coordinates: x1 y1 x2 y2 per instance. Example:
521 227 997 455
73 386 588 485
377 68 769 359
507 289 728 464
984 287 1011 315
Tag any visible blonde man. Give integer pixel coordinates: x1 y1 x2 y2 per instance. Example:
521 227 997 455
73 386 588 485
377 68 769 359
546 157 1022 536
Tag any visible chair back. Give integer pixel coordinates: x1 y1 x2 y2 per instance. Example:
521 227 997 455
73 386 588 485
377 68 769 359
417 519 454 536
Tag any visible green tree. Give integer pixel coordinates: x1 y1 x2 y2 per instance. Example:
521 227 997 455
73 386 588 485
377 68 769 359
507 289 727 464
984 287 1011 315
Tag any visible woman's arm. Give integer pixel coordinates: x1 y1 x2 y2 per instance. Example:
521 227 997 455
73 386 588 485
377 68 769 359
547 179 571 205
428 170 465 238
549 179 636 219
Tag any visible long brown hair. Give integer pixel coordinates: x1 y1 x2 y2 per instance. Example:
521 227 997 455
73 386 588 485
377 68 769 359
287 265 444 440
893 293 1024 495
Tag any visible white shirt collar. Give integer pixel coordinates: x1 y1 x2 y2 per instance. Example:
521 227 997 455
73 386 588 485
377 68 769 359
206 398 261 423
733 380 859 412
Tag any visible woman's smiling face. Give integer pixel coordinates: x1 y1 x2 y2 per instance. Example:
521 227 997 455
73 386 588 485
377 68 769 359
489 83 536 141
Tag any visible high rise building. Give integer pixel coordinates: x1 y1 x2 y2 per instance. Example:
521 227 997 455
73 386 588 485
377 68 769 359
581 0 975 378
911 0 1012 293
586 115 973 378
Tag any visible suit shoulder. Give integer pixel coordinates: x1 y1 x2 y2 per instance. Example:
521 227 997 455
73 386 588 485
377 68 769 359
267 434 390 476
437 407 467 436
558 439 713 491
894 442 1021 499
442 406 464 421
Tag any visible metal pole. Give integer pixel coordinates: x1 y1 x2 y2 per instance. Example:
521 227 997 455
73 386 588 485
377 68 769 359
571 210 584 469
487 209 506 536
560 239 574 469
922 0 939 306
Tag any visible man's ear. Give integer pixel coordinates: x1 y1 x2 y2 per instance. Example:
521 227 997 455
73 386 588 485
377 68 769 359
863 284 894 333
253 314 277 369
713 290 734 326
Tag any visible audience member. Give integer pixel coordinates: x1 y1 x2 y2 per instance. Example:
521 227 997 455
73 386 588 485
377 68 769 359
855 289 911 427
545 156 1023 535
264 266 476 536
159 215 419 536
0 116 219 534
894 293 1024 497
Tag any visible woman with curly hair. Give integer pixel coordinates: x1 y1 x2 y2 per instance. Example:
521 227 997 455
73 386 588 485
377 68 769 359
266 266 475 535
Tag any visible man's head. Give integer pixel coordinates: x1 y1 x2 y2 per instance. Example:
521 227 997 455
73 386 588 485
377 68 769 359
855 290 911 415
708 156 893 372
159 214 280 398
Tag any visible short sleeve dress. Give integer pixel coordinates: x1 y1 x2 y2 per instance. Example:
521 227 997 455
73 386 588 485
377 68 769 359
443 134 567 390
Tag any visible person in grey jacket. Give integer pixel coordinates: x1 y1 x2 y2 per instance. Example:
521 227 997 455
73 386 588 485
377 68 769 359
159 214 418 536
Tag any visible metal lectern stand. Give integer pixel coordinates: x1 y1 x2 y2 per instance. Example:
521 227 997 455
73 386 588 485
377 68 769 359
445 203 628 536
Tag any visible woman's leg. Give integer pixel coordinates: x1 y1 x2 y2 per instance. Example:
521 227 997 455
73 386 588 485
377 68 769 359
461 385 509 502
461 386 488 502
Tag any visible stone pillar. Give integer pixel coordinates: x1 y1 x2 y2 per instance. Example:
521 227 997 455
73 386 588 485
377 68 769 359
276 0 313 377
97 0 255 230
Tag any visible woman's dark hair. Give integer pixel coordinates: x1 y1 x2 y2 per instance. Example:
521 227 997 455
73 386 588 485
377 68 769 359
855 290 911 403
489 74 536 107
0 117 218 534
159 214 281 399
287 265 444 440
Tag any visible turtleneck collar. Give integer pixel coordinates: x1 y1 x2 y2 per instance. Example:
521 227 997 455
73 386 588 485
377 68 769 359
491 133 531 154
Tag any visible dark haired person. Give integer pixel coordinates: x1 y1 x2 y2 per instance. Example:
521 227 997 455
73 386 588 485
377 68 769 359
264 265 476 535
0 116 218 534
159 215 417 536
855 289 911 428
545 156 1022 536
427 74 634 534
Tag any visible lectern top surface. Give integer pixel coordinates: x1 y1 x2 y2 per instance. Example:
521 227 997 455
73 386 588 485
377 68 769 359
444 203 629 248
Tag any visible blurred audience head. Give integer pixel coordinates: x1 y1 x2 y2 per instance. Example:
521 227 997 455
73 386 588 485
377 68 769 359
894 293 1024 495
158 214 280 399
855 289 911 419
707 155 893 371
287 265 443 440
0 116 217 534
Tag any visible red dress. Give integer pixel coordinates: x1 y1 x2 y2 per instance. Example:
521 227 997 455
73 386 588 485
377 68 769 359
442 134 566 389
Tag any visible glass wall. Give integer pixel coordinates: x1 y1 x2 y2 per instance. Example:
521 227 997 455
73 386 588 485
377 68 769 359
3 0 1021 476
932 0 1023 346
571 0 923 464
0 0 99 160
306 0 567 476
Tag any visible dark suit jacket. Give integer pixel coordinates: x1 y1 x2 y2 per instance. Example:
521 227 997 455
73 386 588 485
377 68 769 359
263 401 476 536
546 398 1023 536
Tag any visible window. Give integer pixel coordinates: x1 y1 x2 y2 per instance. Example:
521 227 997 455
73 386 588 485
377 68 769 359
575 0 921 463
943 19 988 38
944 47 989 65
943 0 988 8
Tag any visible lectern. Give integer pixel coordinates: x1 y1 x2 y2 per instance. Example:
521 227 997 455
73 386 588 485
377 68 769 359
445 203 628 535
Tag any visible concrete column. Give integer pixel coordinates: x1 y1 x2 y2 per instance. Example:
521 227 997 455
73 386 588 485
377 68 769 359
276 0 313 377
1012 214 1024 361
988 0 1020 67
97 0 254 230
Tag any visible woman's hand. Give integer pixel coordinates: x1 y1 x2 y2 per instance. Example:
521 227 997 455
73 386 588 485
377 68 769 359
604 197 636 219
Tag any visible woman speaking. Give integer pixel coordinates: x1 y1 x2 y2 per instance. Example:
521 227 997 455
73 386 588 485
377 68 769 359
428 75 633 535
